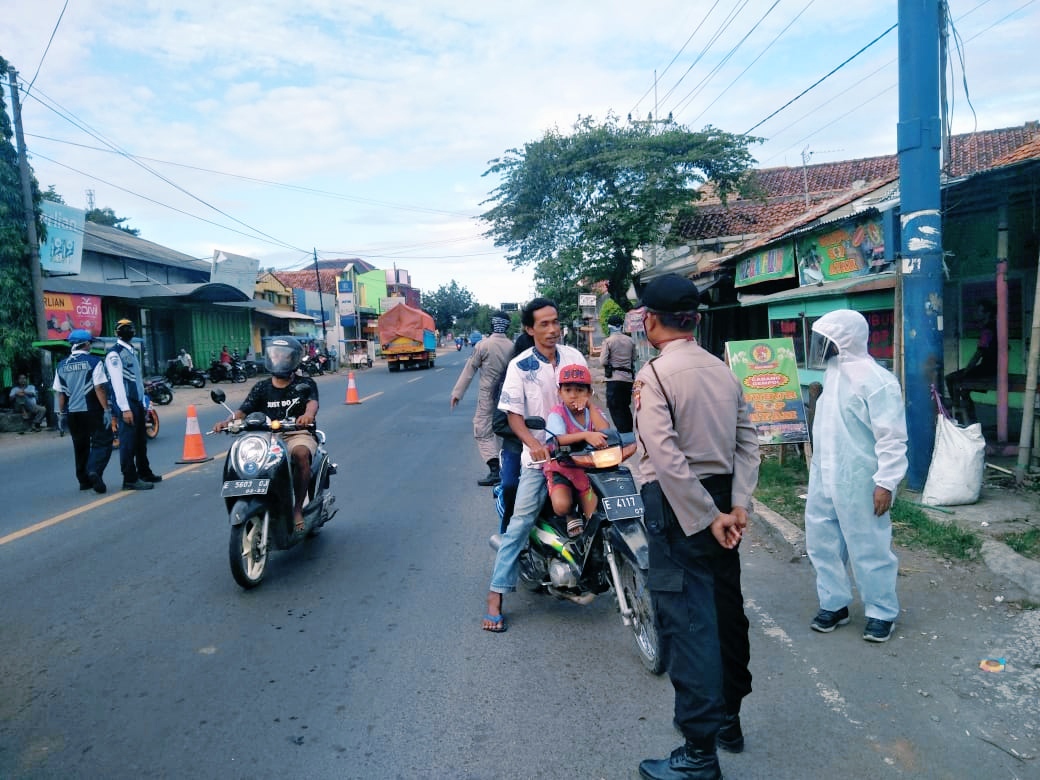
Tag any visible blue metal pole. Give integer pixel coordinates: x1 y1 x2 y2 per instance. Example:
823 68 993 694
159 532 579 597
898 0 944 490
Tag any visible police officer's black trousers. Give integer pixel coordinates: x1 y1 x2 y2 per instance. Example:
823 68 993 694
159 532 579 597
605 380 634 434
642 478 752 747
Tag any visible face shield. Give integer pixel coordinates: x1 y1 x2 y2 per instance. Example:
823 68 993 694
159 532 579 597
264 340 302 378
808 330 839 369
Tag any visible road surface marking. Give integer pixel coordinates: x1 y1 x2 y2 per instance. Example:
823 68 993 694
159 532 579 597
0 456 224 546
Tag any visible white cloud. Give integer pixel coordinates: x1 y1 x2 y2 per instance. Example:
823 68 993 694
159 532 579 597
6 0 1038 306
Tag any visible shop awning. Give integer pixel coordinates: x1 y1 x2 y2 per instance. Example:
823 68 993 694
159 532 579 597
737 272 897 307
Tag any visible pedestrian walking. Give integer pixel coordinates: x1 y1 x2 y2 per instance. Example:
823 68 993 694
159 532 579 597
450 311 515 486
805 309 908 643
633 274 759 780
482 299 586 633
105 318 162 490
600 313 636 433
52 330 114 493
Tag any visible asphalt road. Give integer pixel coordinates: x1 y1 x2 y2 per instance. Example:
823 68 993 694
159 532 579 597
1 354 1037 778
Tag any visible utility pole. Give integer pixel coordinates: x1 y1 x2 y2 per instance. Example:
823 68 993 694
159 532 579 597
312 248 328 347
7 68 49 344
897 0 944 489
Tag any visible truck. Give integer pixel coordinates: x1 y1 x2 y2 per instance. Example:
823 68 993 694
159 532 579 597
377 303 437 372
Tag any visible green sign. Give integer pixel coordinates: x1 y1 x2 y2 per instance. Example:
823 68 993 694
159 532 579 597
734 244 795 288
796 215 890 285
725 337 809 445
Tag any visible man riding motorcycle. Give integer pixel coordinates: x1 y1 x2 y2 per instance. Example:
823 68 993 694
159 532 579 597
213 337 318 532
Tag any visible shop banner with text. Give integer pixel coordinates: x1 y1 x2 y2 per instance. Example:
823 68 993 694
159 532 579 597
796 215 890 285
44 292 102 339
734 244 795 288
40 202 85 275
725 337 809 445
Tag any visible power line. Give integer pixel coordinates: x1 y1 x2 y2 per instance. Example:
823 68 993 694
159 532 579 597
669 0 785 119
744 22 897 135
685 0 818 127
24 85 307 252
24 0 69 96
25 132 477 219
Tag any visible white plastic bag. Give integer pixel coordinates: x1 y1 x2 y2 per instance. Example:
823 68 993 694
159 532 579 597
921 413 985 506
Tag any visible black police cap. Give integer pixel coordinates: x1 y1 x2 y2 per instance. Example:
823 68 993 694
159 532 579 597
638 274 700 313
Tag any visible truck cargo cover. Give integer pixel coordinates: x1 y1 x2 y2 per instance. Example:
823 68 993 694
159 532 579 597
378 303 435 344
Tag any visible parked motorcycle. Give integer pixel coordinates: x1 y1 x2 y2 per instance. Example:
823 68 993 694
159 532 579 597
108 394 159 444
490 419 662 674
208 358 246 384
232 350 259 378
165 358 207 388
210 387 338 589
145 376 173 405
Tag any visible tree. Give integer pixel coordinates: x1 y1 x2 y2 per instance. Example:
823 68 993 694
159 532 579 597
86 206 139 236
0 56 43 378
480 113 759 307
599 297 625 336
422 280 476 334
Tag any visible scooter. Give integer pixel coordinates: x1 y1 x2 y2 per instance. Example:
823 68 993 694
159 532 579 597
300 354 326 376
210 387 338 589
490 419 662 674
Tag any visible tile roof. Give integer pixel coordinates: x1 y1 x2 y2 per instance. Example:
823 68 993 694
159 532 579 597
273 269 340 295
676 121 1039 242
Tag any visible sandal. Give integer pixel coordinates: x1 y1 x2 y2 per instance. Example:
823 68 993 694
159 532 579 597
566 516 584 538
482 613 507 633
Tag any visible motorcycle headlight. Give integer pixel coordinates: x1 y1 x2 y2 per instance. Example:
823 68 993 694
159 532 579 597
570 445 623 469
232 434 282 476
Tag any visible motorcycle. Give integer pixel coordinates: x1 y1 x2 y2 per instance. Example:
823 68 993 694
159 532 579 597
490 419 662 674
209 387 338 589
165 358 207 388
108 394 159 445
208 358 246 384
145 376 173 405
300 354 325 376
232 350 259 378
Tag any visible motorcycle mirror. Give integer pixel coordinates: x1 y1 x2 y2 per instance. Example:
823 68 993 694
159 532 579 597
211 389 226 404
524 416 546 430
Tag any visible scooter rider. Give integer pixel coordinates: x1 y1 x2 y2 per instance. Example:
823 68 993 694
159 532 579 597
213 336 318 533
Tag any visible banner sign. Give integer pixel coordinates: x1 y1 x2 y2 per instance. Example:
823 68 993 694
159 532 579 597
734 244 795 288
725 337 809 445
44 292 102 339
337 279 355 315
40 202 85 275
796 215 890 285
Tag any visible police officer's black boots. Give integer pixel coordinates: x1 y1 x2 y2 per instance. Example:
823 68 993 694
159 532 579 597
477 458 501 487
638 739 722 780
717 712 744 753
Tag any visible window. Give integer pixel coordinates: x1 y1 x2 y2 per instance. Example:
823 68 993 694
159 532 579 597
770 317 806 365
779 308 895 371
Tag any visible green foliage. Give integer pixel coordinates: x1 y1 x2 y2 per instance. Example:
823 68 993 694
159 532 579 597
86 206 139 236
41 185 64 203
481 113 758 308
599 298 625 335
422 280 476 333
999 527 1040 561
0 56 41 374
890 501 981 560
753 453 809 523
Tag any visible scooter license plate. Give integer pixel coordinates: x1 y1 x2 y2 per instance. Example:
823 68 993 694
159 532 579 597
221 478 270 497
601 493 644 521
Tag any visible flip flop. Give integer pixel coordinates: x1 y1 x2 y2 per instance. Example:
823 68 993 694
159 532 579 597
482 613 507 633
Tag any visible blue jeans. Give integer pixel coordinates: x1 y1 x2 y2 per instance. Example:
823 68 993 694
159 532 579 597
489 465 546 594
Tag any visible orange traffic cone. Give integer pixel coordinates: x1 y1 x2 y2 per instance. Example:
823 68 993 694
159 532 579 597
176 404 214 463
344 371 361 405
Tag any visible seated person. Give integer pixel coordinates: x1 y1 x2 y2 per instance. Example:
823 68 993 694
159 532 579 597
213 337 318 532
9 374 48 431
543 364 610 537
946 300 997 421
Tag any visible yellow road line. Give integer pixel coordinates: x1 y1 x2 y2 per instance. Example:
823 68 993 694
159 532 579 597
0 455 226 547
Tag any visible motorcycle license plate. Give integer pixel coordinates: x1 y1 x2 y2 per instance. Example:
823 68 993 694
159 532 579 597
221 479 270 497
601 493 644 521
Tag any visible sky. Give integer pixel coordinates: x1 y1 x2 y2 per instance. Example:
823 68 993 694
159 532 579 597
4 0 1038 308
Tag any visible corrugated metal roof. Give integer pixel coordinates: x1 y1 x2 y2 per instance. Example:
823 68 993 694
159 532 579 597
84 222 210 272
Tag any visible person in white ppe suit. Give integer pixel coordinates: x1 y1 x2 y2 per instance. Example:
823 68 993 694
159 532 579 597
805 309 908 643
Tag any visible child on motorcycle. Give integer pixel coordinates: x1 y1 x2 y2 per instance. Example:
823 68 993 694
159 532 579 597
543 364 610 537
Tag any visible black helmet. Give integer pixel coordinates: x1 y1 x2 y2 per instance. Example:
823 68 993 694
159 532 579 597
265 336 303 378
115 318 135 340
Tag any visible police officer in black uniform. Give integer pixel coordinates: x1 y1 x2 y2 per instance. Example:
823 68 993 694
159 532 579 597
633 275 760 780
53 329 114 493
105 318 162 490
